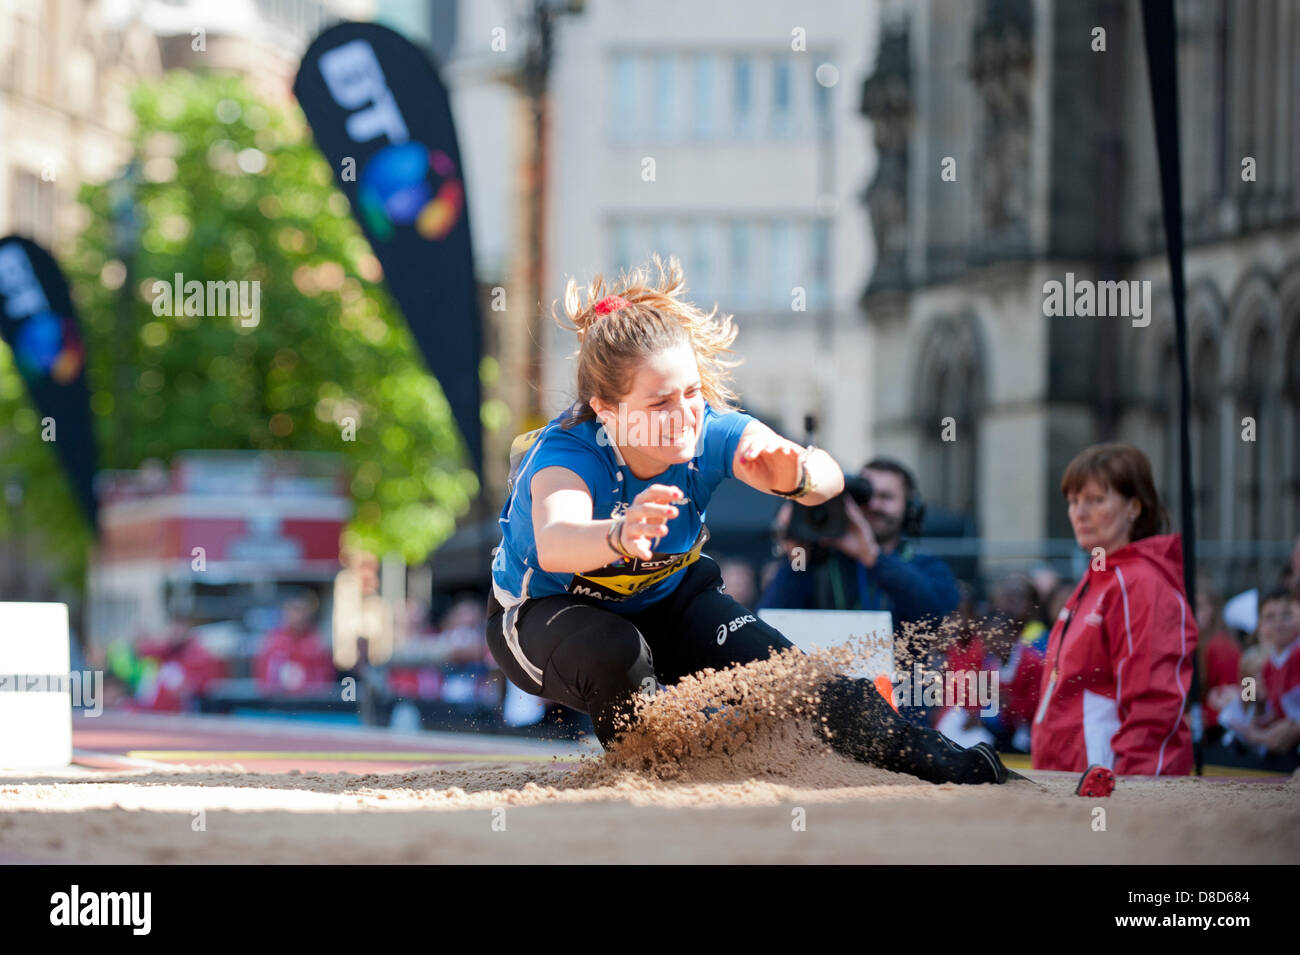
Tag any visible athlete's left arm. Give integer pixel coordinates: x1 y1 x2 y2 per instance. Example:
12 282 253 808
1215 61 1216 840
731 419 845 505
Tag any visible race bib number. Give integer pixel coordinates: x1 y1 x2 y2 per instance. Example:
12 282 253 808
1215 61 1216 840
567 525 710 602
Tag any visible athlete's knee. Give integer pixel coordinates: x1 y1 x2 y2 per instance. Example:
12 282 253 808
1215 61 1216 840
548 617 654 749
555 615 655 701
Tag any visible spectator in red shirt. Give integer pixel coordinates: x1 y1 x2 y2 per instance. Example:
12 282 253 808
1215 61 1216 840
133 619 225 712
986 627 1044 752
1225 589 1300 761
1031 443 1197 775
254 592 336 694
938 576 1044 753
934 583 998 747
1195 575 1241 735
991 572 1051 655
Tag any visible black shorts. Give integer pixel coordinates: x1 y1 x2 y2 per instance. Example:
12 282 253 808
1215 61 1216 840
486 554 794 746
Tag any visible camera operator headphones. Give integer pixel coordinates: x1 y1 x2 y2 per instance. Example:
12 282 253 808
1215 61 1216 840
862 457 926 538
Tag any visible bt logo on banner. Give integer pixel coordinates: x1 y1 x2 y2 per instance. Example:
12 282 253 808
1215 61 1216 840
318 39 463 241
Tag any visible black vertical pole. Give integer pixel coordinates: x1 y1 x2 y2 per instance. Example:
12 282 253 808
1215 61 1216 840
1141 0 1202 774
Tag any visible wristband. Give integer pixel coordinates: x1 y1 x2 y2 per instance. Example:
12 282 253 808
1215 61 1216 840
771 445 816 500
606 515 637 560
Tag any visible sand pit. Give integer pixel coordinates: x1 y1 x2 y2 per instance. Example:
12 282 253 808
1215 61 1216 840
3 761 1296 864
2 644 1298 863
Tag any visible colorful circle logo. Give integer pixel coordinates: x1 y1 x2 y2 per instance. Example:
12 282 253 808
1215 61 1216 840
358 143 464 242
14 310 84 384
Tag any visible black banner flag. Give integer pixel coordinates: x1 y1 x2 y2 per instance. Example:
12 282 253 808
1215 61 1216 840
294 22 484 481
1142 0 1201 772
0 235 99 530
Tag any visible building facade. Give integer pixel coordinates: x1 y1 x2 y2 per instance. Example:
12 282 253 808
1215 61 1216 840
861 0 1299 588
543 0 877 463
0 0 372 254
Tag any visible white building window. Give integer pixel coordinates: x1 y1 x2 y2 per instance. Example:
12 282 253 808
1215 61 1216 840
689 222 715 308
12 7 45 98
653 54 678 139
767 220 793 309
729 222 753 308
611 57 638 142
812 61 833 138
771 59 792 137
691 55 716 140
651 220 674 266
733 57 755 138
610 220 635 276
13 170 56 248
808 221 831 310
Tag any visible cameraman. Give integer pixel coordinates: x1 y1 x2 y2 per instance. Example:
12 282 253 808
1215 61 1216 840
756 458 960 725
758 457 958 619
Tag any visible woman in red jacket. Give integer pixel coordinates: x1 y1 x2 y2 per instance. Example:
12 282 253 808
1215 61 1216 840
1031 443 1196 775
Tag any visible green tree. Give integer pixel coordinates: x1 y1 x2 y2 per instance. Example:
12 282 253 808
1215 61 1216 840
0 72 479 588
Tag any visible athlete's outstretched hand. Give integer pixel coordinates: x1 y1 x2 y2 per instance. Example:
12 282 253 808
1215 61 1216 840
618 484 683 560
733 431 805 496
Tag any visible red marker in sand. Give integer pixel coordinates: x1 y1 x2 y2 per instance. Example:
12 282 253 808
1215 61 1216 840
1075 764 1116 797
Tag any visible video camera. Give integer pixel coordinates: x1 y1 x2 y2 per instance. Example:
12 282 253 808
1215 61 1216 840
778 414 868 546
776 416 925 551
785 473 873 543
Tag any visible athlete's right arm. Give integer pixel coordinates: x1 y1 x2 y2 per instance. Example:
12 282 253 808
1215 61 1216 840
531 466 682 574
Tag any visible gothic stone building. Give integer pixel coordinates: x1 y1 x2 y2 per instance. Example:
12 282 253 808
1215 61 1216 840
860 0 1299 590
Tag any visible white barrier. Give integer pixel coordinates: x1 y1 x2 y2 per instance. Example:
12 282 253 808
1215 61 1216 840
756 608 895 683
503 681 547 727
0 602 72 768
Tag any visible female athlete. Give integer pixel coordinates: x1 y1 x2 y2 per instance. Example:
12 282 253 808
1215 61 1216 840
486 257 1014 784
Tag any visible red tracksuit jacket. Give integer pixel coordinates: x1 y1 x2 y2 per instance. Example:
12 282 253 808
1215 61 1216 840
1031 533 1197 775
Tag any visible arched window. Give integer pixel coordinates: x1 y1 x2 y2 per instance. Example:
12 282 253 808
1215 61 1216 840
916 316 984 523
1234 324 1271 585
1284 323 1300 533
1191 336 1221 543
1221 273 1285 588
1156 341 1180 515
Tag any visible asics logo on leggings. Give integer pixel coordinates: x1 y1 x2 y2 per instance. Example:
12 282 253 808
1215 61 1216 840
716 612 756 644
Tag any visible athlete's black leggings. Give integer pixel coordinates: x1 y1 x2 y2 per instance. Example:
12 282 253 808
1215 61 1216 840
486 554 1000 784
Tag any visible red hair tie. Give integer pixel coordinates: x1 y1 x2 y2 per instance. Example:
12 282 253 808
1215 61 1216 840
593 295 630 315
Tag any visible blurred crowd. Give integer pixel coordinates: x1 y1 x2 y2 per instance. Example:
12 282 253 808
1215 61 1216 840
87 494 1300 774
97 590 505 729
102 591 338 713
940 557 1300 773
